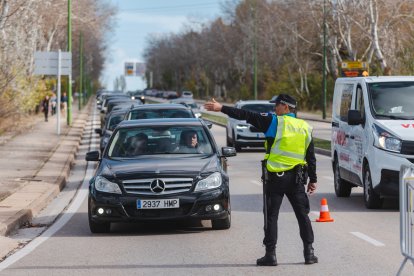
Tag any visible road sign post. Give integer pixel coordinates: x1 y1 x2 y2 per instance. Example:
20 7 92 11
34 51 72 135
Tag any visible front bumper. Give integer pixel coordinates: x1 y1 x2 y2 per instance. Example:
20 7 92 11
89 187 229 223
370 147 414 197
235 133 265 147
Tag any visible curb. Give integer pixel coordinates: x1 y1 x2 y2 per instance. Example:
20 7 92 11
0 100 93 236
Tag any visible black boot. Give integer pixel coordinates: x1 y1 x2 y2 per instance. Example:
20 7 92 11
304 244 318 265
256 249 277 266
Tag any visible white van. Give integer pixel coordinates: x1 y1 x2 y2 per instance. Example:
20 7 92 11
331 76 414 209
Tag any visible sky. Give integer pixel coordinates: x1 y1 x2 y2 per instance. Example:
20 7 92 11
101 0 225 91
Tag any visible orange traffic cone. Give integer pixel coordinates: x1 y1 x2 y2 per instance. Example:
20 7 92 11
316 198 334 222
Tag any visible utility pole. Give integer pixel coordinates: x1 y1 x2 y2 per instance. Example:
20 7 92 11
322 0 327 120
79 32 83 110
253 0 258 100
67 0 72 125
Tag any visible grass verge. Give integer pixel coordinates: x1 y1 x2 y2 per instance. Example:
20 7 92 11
201 113 228 125
313 137 331 150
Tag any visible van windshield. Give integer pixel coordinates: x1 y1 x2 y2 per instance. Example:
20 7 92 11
368 82 414 119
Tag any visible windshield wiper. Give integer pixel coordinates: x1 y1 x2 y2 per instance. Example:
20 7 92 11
376 114 414 120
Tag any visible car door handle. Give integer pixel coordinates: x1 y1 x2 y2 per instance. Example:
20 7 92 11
350 135 355 139
332 122 339 127
345 134 349 138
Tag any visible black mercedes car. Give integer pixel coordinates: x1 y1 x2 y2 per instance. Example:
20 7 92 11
85 118 236 233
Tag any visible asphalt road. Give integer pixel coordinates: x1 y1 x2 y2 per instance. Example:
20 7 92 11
0 114 412 275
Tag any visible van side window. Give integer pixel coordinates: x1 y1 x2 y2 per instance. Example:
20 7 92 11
355 86 365 120
339 84 353 122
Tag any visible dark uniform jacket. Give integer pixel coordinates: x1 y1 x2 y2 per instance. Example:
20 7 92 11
221 105 317 183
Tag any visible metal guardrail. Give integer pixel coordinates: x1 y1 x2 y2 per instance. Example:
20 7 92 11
397 165 414 275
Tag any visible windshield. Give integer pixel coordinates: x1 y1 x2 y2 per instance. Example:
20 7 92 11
368 82 414 119
107 125 214 158
107 115 123 131
128 108 194 120
241 104 274 113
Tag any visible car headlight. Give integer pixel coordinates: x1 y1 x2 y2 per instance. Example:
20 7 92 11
194 172 222 192
236 124 249 131
373 124 402 152
94 176 122 194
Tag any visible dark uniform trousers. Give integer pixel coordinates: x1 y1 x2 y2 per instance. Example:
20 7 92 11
263 168 314 250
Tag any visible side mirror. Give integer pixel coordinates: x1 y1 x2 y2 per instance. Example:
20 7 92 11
195 112 202 118
206 122 213 129
100 110 105 114
85 151 100 161
222 147 237 157
348 110 364 125
94 128 102 136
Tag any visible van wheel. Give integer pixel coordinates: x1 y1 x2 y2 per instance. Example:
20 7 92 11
363 163 383 209
333 157 352 197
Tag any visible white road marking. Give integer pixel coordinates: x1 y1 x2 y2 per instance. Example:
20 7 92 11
310 211 320 217
350 232 385 247
250 180 262 186
323 176 334 181
0 114 99 272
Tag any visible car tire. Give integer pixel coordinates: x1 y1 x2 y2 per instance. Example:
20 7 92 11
363 163 383 209
232 131 241 152
226 129 231 147
333 156 352 197
88 198 111 233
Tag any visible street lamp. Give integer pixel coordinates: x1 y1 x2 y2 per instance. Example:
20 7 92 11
322 0 327 120
67 0 72 125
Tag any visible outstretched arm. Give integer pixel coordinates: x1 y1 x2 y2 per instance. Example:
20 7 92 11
204 98 223 112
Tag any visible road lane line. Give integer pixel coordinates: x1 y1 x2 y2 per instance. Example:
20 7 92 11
0 113 99 272
250 180 262 186
350 232 385 247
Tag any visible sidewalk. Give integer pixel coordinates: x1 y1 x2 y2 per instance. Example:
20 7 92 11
0 100 92 258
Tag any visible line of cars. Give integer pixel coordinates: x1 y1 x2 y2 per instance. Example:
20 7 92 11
87 91 237 233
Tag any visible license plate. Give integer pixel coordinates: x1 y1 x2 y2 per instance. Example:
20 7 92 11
137 199 180 209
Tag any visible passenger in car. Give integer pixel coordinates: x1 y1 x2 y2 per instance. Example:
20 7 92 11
126 133 149 156
175 130 203 153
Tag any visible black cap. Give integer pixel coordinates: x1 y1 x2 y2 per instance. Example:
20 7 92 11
272 94 297 108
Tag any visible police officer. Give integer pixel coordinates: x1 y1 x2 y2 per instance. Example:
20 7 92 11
204 94 318 266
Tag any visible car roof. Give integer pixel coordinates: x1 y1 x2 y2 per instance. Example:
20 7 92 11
128 103 190 111
336 76 414 83
117 118 204 128
236 100 274 105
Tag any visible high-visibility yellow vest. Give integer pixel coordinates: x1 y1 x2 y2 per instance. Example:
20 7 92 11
266 115 312 172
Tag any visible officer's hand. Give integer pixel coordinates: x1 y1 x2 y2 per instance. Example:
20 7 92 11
307 182 317 195
204 98 222 112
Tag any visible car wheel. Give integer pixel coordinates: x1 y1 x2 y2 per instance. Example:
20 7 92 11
88 198 111 233
212 213 231 230
333 156 352 197
226 129 231 147
363 163 383 209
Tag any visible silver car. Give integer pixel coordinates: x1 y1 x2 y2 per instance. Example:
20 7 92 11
226 100 275 151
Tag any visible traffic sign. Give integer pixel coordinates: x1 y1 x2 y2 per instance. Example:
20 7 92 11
340 61 369 77
34 51 72 76
125 62 134 76
135 62 146 76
